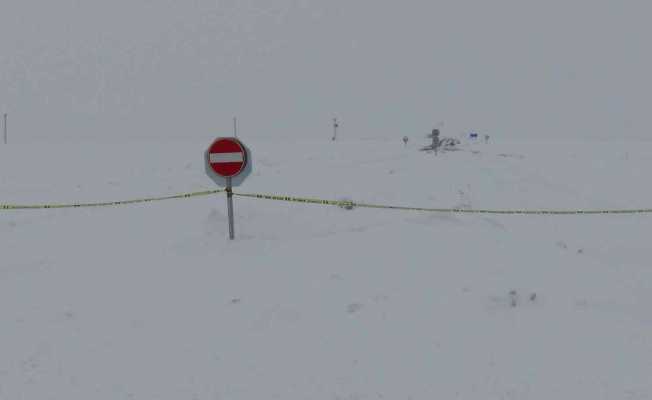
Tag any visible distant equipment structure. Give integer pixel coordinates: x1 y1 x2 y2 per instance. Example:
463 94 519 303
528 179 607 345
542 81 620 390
426 128 441 154
421 128 460 154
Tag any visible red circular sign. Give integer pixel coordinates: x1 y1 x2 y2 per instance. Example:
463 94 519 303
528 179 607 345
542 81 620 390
208 138 247 177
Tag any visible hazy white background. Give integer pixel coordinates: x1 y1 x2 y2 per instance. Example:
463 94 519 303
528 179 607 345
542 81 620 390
1 0 651 141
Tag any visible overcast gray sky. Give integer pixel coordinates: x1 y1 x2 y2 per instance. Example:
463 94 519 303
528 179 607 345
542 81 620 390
1 1 650 141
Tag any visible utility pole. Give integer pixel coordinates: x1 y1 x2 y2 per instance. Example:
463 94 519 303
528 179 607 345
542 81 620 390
233 117 238 138
332 117 339 141
3 113 6 145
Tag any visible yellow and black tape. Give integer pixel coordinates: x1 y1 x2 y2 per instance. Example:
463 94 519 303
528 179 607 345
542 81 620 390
232 191 652 215
0 189 223 210
233 192 353 207
2 188 652 215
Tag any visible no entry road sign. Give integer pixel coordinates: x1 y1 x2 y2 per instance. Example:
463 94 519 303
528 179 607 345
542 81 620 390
205 137 252 240
208 137 248 177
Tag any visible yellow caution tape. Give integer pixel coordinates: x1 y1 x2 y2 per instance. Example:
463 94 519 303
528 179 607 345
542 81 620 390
2 188 652 215
232 191 652 215
0 189 223 210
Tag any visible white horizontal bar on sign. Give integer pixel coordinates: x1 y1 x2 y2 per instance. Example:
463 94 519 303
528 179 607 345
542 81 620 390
209 152 244 163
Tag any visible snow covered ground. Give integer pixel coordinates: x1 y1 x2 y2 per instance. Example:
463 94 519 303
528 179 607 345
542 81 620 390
2 136 652 399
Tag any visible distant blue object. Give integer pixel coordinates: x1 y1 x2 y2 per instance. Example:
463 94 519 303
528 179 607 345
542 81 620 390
470 133 478 139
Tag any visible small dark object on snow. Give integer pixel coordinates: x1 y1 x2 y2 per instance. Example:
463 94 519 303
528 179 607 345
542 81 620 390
347 303 363 314
530 293 537 302
509 290 518 307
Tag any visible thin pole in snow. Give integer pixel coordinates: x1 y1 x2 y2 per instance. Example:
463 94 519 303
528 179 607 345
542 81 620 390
3 113 6 145
226 177 235 240
332 117 338 141
233 117 238 138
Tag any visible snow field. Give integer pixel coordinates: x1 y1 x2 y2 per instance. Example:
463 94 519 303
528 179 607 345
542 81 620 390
1 137 652 399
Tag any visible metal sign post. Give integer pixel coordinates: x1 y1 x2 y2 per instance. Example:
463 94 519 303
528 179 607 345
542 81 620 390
226 177 235 240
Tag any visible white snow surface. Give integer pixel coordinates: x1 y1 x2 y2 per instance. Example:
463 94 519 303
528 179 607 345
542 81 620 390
2 136 652 399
